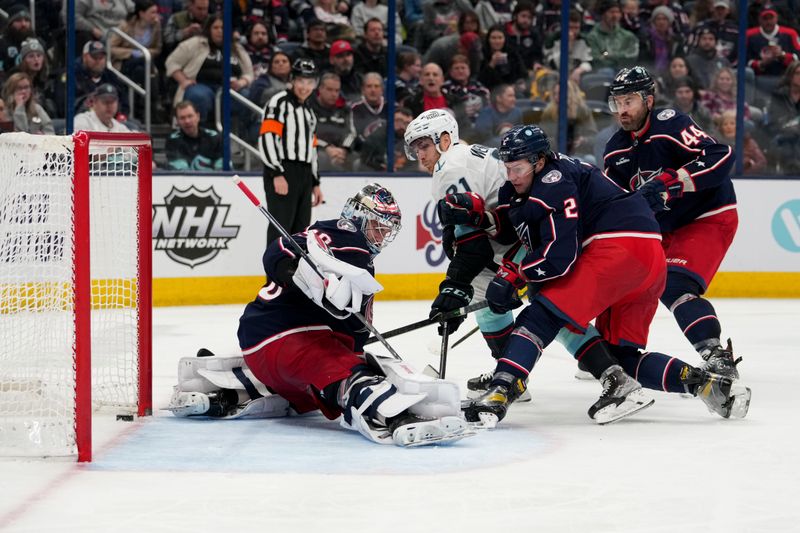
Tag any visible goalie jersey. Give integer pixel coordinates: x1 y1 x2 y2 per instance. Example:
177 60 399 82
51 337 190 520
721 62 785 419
237 219 374 353
603 108 735 233
494 153 661 283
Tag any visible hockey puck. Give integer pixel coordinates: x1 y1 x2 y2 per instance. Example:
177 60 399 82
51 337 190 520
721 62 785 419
116 414 134 422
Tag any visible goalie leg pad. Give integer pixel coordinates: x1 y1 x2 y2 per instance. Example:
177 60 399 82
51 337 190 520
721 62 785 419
391 415 475 447
177 354 270 397
365 353 461 418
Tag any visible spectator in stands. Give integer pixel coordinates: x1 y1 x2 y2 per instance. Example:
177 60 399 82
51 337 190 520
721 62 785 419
73 83 131 132
504 1 542 73
313 0 354 42
473 83 521 144
292 19 331 73
418 0 464 51
747 0 798 34
7 38 55 117
443 53 490 139
53 40 128 118
310 72 357 171
688 0 739 65
155 0 183 27
66 0 132 51
350 0 402 45
686 28 731 88
165 100 223 170
163 0 209 52
638 5 685 76
353 19 387 77
327 40 362 104
714 110 767 174
351 72 386 139
404 62 457 117
669 76 713 130
586 0 639 72
535 0 565 39
543 10 593 85
359 106 415 171
638 0 690 36
656 55 697 105
245 0 289 43
539 78 597 158
404 0 425 48
165 15 253 124
423 11 483 77
766 60 800 172
701 66 751 121
249 51 291 107
2 72 54 134
109 0 163 114
746 5 800 78
477 25 526 90
620 0 643 35
395 50 422 104
0 6 34 77
243 20 274 81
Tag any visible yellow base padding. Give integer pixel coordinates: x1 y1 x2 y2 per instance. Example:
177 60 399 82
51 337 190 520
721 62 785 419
152 272 800 307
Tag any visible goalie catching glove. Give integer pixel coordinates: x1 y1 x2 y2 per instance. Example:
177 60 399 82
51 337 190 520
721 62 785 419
437 192 488 227
638 168 693 212
486 259 526 314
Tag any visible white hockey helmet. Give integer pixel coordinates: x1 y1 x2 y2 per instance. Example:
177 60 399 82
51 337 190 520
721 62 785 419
404 108 459 161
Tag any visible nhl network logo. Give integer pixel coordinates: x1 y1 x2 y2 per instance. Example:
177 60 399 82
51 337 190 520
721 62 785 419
153 186 240 268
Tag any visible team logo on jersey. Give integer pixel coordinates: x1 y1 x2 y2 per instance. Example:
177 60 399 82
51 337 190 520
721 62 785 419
152 185 240 268
416 200 447 267
616 157 630 166
337 218 357 232
630 167 664 191
657 109 676 121
540 170 562 184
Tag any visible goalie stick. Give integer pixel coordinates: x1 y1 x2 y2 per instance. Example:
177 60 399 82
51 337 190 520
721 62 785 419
364 300 490 345
232 175 406 364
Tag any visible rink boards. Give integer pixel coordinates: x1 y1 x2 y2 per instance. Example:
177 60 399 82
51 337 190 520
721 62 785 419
149 174 800 305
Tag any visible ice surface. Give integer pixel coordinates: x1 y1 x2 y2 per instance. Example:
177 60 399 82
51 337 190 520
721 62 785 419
0 299 798 532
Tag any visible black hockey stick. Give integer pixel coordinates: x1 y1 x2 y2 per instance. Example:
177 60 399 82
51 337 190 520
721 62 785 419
365 300 490 345
439 321 449 379
452 325 481 349
232 176 405 363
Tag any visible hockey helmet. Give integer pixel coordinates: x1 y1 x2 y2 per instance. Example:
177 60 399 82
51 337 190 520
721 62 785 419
403 109 459 161
608 66 655 112
498 125 551 164
341 183 402 254
291 58 318 79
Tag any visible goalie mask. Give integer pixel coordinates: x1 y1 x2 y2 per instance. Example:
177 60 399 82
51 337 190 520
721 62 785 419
341 183 402 254
404 109 459 161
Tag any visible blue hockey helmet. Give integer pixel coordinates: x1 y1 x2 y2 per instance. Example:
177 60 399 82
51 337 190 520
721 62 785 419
341 183 402 254
498 125 551 164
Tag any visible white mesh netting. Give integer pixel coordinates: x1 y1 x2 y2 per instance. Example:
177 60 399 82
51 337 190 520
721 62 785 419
0 133 144 457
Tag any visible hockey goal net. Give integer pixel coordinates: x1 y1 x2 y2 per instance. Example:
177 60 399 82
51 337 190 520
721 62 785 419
0 131 152 462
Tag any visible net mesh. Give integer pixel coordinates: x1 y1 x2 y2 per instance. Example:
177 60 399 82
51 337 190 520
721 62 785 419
0 134 143 457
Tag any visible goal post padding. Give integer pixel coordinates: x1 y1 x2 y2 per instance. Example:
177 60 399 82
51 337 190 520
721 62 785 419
0 131 152 461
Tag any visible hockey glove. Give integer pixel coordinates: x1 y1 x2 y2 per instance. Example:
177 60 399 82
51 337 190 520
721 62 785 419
638 169 686 212
441 224 456 260
486 260 526 315
437 192 486 227
429 279 474 335
291 257 328 307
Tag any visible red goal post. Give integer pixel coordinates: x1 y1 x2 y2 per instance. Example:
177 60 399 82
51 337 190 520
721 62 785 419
0 131 152 462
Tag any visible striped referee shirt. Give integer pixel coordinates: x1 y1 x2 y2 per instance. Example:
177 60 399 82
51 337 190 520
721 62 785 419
259 89 319 184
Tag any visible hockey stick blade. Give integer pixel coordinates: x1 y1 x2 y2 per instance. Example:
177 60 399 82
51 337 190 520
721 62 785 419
365 300 490 345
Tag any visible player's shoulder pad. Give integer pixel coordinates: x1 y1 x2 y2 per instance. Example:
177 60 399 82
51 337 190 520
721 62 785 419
651 108 693 130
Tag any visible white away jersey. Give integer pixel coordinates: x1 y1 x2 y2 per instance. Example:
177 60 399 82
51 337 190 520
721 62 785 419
431 143 508 206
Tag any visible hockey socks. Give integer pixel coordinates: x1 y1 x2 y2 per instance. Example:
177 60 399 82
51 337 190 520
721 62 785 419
671 296 723 350
612 347 693 394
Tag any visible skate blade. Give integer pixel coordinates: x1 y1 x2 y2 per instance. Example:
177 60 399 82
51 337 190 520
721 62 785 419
727 385 752 419
594 391 655 425
394 416 476 447
574 369 595 381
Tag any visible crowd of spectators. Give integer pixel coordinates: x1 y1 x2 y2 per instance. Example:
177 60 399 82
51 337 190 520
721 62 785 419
0 0 798 173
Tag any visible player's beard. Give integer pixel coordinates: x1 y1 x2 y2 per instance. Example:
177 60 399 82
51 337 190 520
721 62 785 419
619 106 649 132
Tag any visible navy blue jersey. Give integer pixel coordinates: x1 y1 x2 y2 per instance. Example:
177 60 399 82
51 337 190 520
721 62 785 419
603 108 736 234
494 153 661 283
237 219 375 353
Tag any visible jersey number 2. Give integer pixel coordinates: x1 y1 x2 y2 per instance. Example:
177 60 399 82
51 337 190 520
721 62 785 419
564 198 578 218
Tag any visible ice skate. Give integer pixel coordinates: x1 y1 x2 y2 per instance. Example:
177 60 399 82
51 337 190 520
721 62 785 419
588 365 654 425
390 414 475 447
574 359 594 381
701 339 741 380
462 372 527 428
467 370 532 402
682 366 751 419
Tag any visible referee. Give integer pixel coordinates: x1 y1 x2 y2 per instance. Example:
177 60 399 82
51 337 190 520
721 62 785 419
258 58 324 244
